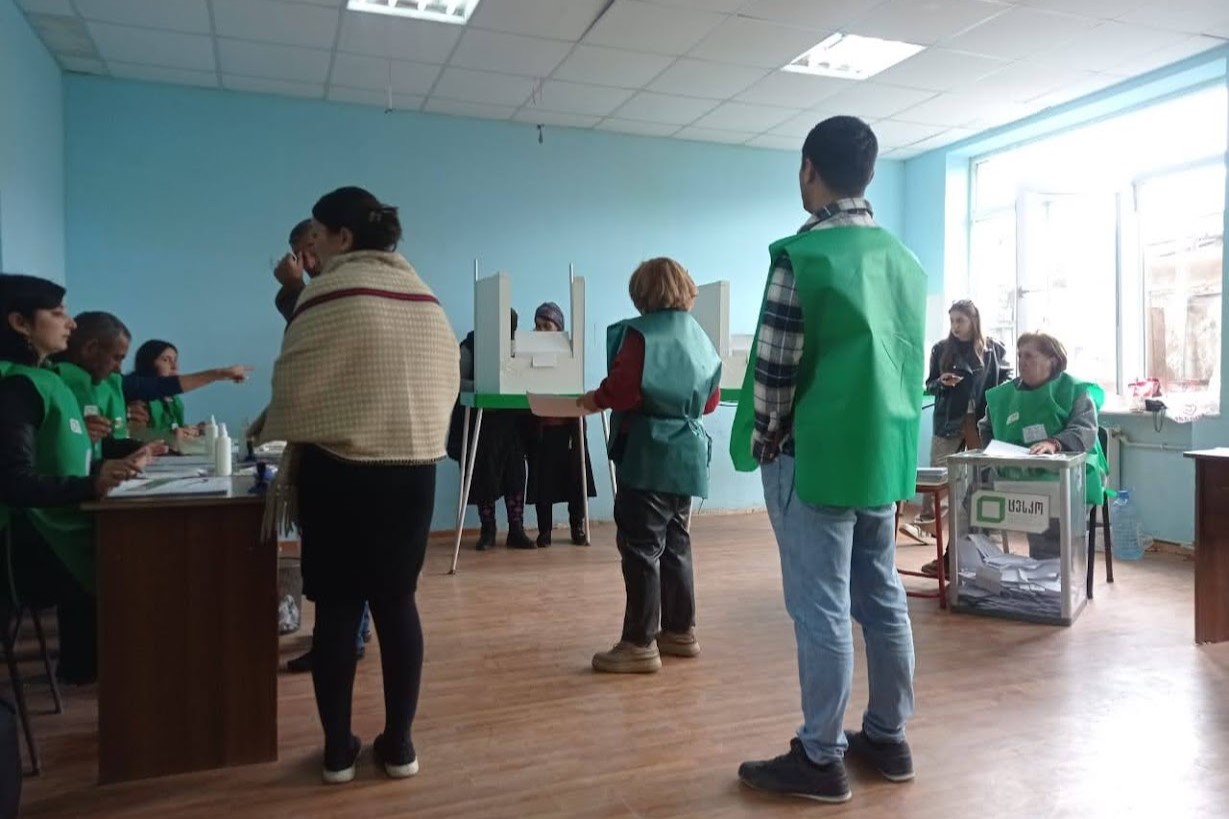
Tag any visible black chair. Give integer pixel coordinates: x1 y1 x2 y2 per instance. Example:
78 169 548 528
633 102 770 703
1086 427 1115 600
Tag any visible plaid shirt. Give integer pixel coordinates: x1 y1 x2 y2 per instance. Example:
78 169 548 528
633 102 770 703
751 198 876 463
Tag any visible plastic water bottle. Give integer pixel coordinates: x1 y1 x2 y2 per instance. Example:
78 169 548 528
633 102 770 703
1110 490 1146 560
214 423 233 477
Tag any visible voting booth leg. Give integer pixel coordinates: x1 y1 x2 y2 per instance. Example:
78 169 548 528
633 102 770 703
600 410 617 498
449 408 484 575
577 416 591 545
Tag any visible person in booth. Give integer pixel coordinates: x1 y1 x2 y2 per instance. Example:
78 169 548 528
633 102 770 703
579 257 721 675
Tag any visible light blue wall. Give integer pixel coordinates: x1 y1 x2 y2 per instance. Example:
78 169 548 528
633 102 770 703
0 0 64 280
63 75 905 529
902 45 1229 545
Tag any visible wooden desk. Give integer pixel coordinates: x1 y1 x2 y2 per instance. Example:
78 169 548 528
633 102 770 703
1185 449 1229 644
84 477 278 783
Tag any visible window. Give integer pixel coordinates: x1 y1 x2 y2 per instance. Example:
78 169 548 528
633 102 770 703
967 84 1227 415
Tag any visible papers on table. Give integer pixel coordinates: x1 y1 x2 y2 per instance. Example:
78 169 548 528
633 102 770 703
527 393 591 418
981 439 1032 458
140 456 212 479
109 477 232 498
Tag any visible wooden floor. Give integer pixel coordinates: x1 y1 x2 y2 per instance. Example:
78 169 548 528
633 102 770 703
13 511 1229 818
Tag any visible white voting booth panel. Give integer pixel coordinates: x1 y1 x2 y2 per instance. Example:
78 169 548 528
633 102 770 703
694 281 751 391
473 271 586 395
947 451 1088 626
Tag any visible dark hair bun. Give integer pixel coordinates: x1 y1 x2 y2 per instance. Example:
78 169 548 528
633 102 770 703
312 186 403 252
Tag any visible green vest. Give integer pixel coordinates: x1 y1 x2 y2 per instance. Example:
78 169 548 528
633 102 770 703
0 364 96 592
147 395 186 435
606 310 721 498
984 373 1109 505
732 227 928 507
53 362 129 460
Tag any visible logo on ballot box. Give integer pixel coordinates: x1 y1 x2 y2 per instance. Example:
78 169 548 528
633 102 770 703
972 490 1050 533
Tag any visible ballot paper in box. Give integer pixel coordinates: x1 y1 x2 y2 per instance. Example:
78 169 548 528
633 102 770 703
694 280 753 391
946 450 1089 626
472 269 585 395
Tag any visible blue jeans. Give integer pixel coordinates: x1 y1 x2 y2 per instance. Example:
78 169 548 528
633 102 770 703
761 456 916 764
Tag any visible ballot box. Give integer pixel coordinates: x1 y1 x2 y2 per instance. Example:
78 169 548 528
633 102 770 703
946 450 1088 626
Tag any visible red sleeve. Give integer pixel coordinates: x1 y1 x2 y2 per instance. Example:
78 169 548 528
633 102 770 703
594 329 644 412
703 384 720 415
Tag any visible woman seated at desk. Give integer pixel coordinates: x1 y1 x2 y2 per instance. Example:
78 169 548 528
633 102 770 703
978 331 1109 559
0 274 154 684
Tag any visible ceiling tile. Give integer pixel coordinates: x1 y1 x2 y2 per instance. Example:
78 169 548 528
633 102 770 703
869 119 948 147
737 0 883 31
327 85 423 109
648 0 747 12
88 22 214 70
528 80 635 116
769 108 841 137
969 62 1096 103
692 100 797 130
512 110 601 128
688 16 828 68
613 91 718 124
1108 35 1226 76
450 29 573 76
746 133 805 150
1027 72 1121 108
212 0 341 50
1035 22 1190 72
944 7 1098 59
871 47 1007 91
16 0 75 14
906 127 977 153
734 71 853 107
846 0 1010 46
109 61 218 88
1118 0 1229 35
278 0 342 5
337 9 461 63
674 125 755 144
583 0 726 56
1016 0 1147 18
646 58 768 99
329 54 440 95
895 90 1028 128
74 0 211 33
423 98 517 120
223 75 325 98
819 83 937 119
218 39 332 83
431 66 536 106
596 118 681 137
29 14 99 58
59 55 108 74
467 0 610 40
551 46 674 89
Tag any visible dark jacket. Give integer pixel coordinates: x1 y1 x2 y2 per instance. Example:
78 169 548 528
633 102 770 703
0 374 99 508
924 337 1011 439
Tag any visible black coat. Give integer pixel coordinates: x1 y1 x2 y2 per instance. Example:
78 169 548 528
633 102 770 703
924 337 1011 438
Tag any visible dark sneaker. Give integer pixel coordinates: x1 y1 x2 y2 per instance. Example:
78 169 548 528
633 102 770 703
506 527 535 549
536 530 552 548
322 734 361 785
286 650 313 674
738 739 851 803
373 733 419 779
570 518 588 545
845 730 914 782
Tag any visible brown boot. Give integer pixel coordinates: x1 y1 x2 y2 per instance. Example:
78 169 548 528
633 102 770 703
657 630 701 658
592 641 661 674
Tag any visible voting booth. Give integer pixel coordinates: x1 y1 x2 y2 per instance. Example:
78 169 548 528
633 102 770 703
947 450 1089 626
694 280 752 391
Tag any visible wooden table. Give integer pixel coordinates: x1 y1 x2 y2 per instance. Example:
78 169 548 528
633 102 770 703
84 477 278 783
1185 449 1229 644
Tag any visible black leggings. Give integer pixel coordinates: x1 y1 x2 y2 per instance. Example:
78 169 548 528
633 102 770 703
312 592 424 758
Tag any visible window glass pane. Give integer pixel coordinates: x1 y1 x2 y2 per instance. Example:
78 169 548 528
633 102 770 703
969 212 1016 346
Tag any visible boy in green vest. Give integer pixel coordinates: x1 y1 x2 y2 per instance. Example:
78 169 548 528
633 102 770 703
579 258 721 674
731 117 926 802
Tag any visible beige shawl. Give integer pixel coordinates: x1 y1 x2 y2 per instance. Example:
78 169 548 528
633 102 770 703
254 250 459 535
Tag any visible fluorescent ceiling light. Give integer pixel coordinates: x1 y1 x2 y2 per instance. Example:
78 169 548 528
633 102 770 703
346 0 481 25
782 33 924 81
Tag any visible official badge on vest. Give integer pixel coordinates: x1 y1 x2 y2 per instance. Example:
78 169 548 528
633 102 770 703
69 418 83 435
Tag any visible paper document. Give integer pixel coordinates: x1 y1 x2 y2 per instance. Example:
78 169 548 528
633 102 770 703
982 439 1032 458
527 393 590 418
109 477 232 498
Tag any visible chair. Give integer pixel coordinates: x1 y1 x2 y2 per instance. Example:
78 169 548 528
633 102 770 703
1086 427 1115 600
896 479 949 610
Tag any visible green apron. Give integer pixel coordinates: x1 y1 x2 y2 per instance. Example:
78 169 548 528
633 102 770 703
607 310 721 498
1 363 96 592
984 373 1109 505
732 226 928 507
147 395 186 436
53 362 129 460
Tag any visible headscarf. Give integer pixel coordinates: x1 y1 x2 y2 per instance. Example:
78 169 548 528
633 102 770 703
534 301 565 332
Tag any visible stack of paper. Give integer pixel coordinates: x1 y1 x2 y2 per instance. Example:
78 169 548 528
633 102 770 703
109 477 231 498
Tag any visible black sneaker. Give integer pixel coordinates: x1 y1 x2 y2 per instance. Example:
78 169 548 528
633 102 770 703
845 730 914 782
506 527 535 549
286 650 313 674
737 738 851 803
322 734 361 785
373 733 419 779
570 517 588 545
536 530 552 548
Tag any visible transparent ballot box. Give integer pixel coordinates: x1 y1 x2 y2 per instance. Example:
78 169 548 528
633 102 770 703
946 451 1088 626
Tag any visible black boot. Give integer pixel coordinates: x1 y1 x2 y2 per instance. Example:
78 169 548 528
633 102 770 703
506 526 535 549
536 529 552 548
475 521 496 551
570 516 588 546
